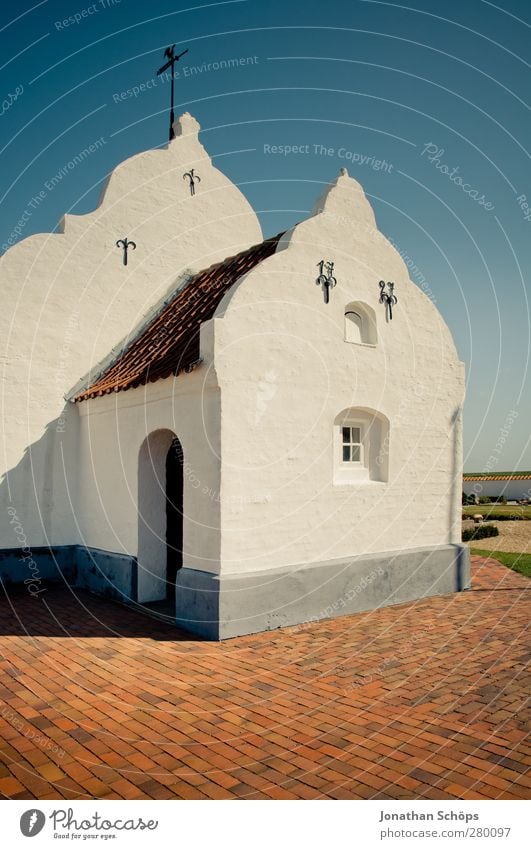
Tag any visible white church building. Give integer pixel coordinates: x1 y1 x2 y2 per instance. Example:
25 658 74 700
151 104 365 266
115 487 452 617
0 113 469 638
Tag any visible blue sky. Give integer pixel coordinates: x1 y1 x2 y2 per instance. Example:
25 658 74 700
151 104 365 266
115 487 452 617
0 0 529 472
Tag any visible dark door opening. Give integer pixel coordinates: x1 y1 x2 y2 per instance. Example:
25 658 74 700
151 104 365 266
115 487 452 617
166 437 184 601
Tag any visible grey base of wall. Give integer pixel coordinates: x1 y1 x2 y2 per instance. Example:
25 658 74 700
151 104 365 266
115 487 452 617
175 544 471 640
0 546 76 596
0 545 136 603
0 543 470 641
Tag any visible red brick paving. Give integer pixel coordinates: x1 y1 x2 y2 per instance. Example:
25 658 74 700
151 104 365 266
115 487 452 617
0 556 529 800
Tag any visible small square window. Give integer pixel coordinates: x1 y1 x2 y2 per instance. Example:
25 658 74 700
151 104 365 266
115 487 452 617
334 409 388 485
340 425 363 464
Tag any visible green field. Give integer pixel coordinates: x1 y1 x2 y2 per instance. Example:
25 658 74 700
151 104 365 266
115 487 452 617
471 548 531 578
462 504 531 520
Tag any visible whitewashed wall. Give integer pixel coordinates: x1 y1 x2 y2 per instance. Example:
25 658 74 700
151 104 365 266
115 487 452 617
2 118 465 596
0 113 261 551
76 366 222 601
210 170 465 574
66 168 464 591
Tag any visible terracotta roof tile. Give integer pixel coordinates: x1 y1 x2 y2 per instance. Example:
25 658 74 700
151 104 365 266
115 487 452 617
75 234 282 401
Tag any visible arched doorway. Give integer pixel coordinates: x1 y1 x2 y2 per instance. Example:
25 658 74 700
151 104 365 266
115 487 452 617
165 437 184 601
137 429 184 606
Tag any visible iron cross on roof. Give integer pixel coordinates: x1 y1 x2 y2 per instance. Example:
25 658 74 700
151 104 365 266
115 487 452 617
156 45 189 142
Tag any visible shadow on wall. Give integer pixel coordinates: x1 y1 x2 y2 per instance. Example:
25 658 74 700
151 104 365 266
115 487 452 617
0 402 137 611
0 406 197 638
0 402 77 562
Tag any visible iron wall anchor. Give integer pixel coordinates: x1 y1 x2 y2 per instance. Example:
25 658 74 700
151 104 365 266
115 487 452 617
183 169 201 196
116 238 136 266
379 280 398 320
316 260 337 304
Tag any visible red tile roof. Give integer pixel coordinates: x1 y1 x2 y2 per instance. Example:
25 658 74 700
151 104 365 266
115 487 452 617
75 234 282 401
463 473 531 481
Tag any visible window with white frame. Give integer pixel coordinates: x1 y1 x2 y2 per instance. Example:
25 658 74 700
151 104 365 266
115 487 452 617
334 408 389 484
341 425 363 464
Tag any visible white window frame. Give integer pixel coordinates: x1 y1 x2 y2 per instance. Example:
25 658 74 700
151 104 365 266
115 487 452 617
341 424 363 465
334 418 369 483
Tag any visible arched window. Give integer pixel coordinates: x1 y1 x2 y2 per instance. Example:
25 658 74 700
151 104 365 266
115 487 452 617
344 301 377 345
333 407 389 484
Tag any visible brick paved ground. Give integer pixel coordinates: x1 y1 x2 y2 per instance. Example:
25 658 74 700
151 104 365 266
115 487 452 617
0 556 529 800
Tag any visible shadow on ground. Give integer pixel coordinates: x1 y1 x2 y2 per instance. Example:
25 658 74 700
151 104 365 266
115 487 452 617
0 584 200 641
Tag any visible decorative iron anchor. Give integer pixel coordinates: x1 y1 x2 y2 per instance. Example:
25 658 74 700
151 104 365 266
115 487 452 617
183 168 201 196
379 280 398 320
316 260 337 304
116 238 136 266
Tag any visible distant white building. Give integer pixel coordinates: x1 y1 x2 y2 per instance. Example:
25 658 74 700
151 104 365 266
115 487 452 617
463 473 531 502
0 113 469 638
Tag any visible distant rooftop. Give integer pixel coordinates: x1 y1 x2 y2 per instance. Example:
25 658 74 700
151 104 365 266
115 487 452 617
463 472 531 481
